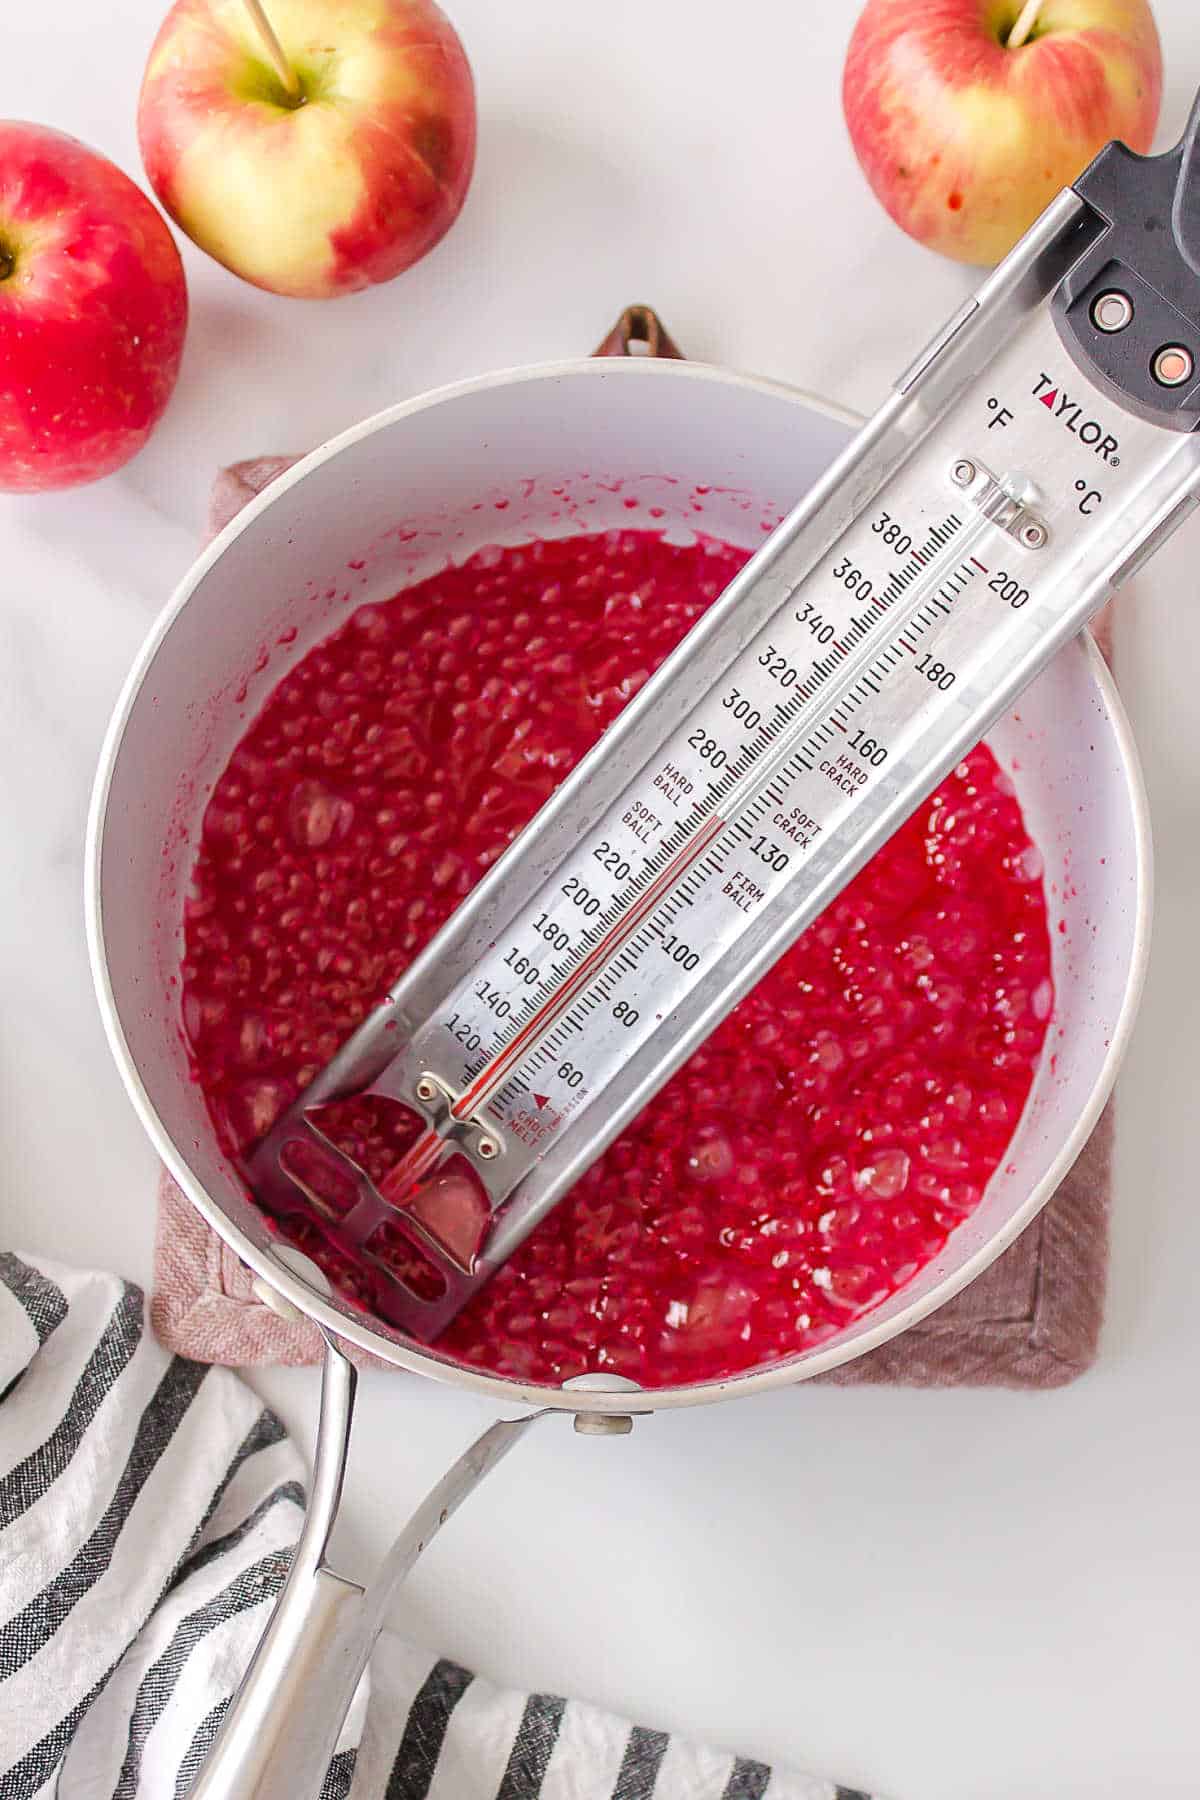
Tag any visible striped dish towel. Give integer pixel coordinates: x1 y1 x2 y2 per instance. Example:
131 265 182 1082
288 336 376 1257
0 1253 876 1800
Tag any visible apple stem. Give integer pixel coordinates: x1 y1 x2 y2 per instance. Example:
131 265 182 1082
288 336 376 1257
242 0 302 101
1006 0 1044 49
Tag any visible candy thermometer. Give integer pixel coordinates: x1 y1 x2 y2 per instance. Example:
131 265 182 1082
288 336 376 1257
250 104 1200 1340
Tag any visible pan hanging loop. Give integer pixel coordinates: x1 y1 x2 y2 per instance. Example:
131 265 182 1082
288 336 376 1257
593 303 685 360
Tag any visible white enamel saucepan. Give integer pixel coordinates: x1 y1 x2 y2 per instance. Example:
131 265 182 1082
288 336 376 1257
86 313 1150 1799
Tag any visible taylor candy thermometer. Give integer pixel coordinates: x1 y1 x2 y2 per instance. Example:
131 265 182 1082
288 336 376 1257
249 104 1200 1340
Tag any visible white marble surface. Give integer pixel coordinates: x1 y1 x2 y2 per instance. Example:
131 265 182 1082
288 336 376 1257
6 3 1200 1795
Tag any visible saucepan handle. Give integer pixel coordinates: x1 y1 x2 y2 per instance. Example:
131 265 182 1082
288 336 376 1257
187 1330 547 1800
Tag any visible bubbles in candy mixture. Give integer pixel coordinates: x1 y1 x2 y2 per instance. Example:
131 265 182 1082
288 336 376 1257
181 529 1053 1386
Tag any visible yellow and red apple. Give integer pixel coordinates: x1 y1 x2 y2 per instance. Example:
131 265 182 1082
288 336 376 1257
138 0 476 300
0 122 188 494
843 0 1162 266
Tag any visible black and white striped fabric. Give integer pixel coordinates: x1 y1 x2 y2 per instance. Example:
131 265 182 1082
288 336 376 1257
0 1252 877 1800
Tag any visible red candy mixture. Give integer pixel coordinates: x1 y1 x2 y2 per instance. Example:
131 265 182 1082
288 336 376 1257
181 529 1054 1386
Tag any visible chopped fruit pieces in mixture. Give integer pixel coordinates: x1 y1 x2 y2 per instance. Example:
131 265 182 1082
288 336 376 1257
181 529 1053 1386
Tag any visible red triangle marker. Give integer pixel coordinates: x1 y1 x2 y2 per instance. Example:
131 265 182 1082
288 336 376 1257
533 1093 551 1109
1039 389 1057 409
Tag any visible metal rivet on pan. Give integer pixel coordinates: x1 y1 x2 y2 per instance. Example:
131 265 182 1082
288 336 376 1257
250 1275 306 1323
1091 290 1134 333
415 1076 438 1102
562 1372 642 1431
1153 345 1194 387
1020 520 1049 550
477 1135 500 1159
951 459 977 488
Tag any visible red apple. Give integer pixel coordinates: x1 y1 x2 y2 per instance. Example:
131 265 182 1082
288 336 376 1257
0 123 187 494
843 0 1162 267
138 0 476 300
